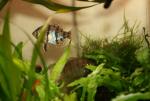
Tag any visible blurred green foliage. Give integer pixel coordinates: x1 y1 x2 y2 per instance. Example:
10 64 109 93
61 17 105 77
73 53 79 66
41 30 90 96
0 0 9 10
0 11 71 101
0 11 22 101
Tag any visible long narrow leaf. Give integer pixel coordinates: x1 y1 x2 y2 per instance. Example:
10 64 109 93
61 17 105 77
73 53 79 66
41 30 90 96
50 46 70 82
23 0 97 13
0 11 11 57
0 11 22 101
0 0 9 10
26 15 52 101
77 0 105 3
112 92 150 101
12 42 23 60
77 0 113 9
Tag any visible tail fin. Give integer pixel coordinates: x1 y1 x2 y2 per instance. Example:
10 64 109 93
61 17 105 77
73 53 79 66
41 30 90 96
32 26 42 38
63 31 71 39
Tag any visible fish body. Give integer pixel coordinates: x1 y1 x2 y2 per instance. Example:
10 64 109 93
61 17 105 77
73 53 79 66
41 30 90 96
32 25 71 51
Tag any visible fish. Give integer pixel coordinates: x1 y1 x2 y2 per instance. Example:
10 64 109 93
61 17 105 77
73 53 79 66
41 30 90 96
32 24 71 51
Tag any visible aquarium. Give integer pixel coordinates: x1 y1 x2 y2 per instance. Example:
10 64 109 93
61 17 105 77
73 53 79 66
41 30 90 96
0 0 150 101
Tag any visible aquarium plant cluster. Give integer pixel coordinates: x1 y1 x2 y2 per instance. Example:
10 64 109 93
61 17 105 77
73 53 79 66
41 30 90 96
0 0 150 101
0 12 150 101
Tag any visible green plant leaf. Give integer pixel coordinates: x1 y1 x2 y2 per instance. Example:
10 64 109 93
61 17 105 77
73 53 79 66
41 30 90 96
136 48 150 69
13 42 23 60
112 92 150 101
77 0 105 3
68 64 104 101
48 80 60 99
23 0 97 13
64 93 78 101
12 57 30 73
0 0 9 10
26 12 50 101
0 83 10 101
85 65 97 71
69 63 123 101
35 83 45 101
0 11 11 57
50 46 70 82
77 0 114 8
132 75 144 87
0 11 22 101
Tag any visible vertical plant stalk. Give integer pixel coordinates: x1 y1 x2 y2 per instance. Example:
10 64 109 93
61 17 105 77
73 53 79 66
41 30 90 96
72 0 81 57
143 27 150 48
146 0 150 36
144 0 150 47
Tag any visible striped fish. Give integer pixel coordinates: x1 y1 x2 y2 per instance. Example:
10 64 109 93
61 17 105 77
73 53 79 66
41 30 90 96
32 25 71 51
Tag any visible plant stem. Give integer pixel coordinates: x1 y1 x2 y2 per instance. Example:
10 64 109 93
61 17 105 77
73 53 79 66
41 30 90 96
72 0 81 57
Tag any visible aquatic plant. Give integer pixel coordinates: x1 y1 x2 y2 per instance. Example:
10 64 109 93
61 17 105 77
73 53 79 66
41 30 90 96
0 11 150 101
0 0 150 101
0 0 113 12
67 19 150 101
